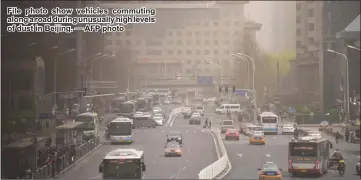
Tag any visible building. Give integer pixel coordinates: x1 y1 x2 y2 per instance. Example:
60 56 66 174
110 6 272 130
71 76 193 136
295 1 360 113
100 1 250 89
270 1 296 53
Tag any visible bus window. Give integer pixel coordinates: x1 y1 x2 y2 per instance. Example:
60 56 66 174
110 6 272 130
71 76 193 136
290 143 317 157
262 117 277 123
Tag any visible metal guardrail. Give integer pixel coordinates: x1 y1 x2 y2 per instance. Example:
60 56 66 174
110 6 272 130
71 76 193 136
33 139 98 179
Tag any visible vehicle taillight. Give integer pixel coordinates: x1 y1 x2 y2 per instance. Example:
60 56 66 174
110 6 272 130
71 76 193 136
236 133 239 136
314 160 319 169
226 132 229 136
276 171 281 175
288 160 293 169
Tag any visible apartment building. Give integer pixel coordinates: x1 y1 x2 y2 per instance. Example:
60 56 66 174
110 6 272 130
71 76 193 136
296 1 360 112
100 1 249 87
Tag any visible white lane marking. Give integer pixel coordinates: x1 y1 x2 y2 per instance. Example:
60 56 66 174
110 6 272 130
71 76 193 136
169 113 181 127
238 154 243 158
186 130 188 132
161 130 165 133
273 137 277 139
265 154 271 157
201 129 205 132
185 159 189 163
89 174 101 179
209 130 221 159
168 174 176 179
142 173 146 179
182 167 186 170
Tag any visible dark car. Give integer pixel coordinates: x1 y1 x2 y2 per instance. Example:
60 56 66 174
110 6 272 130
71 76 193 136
166 133 183 144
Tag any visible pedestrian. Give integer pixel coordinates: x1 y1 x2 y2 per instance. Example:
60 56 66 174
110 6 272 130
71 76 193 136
345 128 350 142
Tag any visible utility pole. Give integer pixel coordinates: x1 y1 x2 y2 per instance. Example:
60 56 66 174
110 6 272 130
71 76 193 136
276 60 280 92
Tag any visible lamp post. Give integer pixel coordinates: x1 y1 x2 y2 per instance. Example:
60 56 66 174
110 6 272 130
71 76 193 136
232 54 249 88
53 49 75 107
327 49 350 122
347 45 361 51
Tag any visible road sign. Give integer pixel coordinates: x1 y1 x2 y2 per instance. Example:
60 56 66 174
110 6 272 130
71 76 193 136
234 89 248 96
288 107 296 113
197 76 213 85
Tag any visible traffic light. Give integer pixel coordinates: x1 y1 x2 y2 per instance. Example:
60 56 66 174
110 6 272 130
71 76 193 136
232 86 236 93
218 86 222 92
225 85 228 93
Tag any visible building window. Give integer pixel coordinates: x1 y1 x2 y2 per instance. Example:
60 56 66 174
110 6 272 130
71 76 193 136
308 23 315 31
234 31 241 36
125 31 132 36
135 40 141 45
204 50 210 55
308 9 314 17
177 40 183 45
196 50 201 55
126 40 131 45
168 31 173 36
186 40 192 45
223 50 229 55
186 50 192 55
223 31 228 37
296 41 301 47
106 40 112 45
204 40 210 45
296 16 301 23
186 31 192 36
213 40 219 45
177 31 182 36
296 29 301 36
204 31 210 36
234 10 241 16
186 69 192 74
116 40 121 45
195 40 201 45
223 40 229 45
167 50 173 55
213 31 218 36
213 50 219 55
146 50 162 55
234 21 241 26
204 21 209 27
195 31 201 36
146 39 162 46
177 50 183 55
116 32 122 36
196 59 201 64
308 37 314 44
223 21 230 26
214 22 218 26
187 59 191 64
168 40 173 45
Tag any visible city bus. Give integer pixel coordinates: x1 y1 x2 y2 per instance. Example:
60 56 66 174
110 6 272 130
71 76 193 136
136 98 148 112
99 148 146 179
111 97 126 113
108 118 133 144
288 136 332 176
75 112 100 141
258 112 279 134
118 100 138 119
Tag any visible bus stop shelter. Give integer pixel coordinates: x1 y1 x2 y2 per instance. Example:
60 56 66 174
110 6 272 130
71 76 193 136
55 122 84 149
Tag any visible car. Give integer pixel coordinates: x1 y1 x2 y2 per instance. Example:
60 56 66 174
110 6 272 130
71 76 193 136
195 106 205 116
282 124 295 134
257 162 283 180
153 107 162 114
182 107 191 114
153 116 164 126
307 130 322 140
250 134 265 145
191 112 201 117
252 131 264 137
164 141 183 157
244 124 256 136
164 98 171 104
189 115 201 125
356 160 360 175
225 129 239 140
239 123 252 134
221 120 235 134
319 121 330 131
134 111 144 116
166 132 183 144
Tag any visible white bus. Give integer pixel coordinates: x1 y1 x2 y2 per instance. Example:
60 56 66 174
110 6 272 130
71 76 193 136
75 112 100 141
108 118 133 144
258 112 279 135
111 97 126 113
99 149 146 179
118 100 138 119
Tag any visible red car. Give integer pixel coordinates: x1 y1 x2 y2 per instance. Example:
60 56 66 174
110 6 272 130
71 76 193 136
225 129 239 140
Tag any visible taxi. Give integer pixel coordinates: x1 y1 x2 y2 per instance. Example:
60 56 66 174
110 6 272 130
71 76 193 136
250 133 266 145
164 141 183 157
258 162 283 180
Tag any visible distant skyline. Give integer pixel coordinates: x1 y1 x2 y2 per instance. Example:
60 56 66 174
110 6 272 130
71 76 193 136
245 1 296 54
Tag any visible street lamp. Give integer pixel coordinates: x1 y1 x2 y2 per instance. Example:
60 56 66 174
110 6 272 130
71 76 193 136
90 54 115 81
327 49 350 122
53 49 76 107
347 45 361 51
232 54 249 88
205 58 223 86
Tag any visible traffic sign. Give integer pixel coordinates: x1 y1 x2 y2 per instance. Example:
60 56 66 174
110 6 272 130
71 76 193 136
234 89 248 96
197 76 213 85
288 107 296 113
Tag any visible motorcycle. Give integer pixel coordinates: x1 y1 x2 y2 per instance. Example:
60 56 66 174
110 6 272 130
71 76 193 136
338 161 346 176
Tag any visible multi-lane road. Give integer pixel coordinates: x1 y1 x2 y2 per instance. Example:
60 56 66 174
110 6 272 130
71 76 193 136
210 113 360 180
57 104 218 180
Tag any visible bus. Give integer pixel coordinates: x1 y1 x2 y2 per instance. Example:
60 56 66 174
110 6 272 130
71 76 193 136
136 98 148 112
99 148 146 179
145 96 154 110
75 112 100 141
111 97 126 113
258 112 279 134
108 118 133 144
118 100 138 119
288 136 332 176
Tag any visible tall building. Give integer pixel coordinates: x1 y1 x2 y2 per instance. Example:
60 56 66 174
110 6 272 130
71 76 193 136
295 1 360 112
270 1 296 53
99 1 250 89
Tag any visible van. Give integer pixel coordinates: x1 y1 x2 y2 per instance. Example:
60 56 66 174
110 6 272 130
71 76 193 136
220 120 235 133
215 104 241 114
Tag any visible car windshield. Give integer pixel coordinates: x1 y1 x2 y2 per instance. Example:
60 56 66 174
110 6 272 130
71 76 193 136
154 107 161 111
262 163 278 171
196 107 204 110
284 124 293 127
223 121 233 126
253 131 263 136
166 143 180 148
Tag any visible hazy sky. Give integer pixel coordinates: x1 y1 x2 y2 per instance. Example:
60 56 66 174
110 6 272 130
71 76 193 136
244 1 274 52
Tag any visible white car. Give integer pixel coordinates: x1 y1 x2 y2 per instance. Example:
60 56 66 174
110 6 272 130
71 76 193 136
164 99 171 104
191 112 201 117
252 131 264 137
196 106 205 116
282 124 295 134
153 107 162 114
182 107 191 114
135 111 143 116
153 116 164 126
308 131 322 140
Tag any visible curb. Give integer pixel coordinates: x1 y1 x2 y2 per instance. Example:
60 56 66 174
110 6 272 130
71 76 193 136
54 144 103 178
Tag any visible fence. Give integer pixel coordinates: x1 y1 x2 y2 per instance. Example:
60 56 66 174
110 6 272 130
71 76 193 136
33 139 98 179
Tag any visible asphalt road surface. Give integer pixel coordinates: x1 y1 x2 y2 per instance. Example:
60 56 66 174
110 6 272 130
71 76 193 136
209 113 360 180
57 104 218 179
